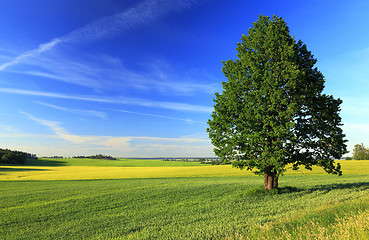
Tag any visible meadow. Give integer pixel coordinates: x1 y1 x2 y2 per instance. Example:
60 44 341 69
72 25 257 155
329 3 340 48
1 158 369 239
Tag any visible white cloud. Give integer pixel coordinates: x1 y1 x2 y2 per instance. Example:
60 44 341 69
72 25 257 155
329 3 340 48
112 109 205 124
22 112 127 147
0 125 19 133
35 101 107 119
21 112 92 144
129 136 210 143
18 112 213 157
0 0 215 97
0 0 199 72
0 0 218 101
6 50 218 96
62 0 198 44
133 143 214 157
0 88 212 113
0 38 61 71
10 52 104 89
142 58 220 95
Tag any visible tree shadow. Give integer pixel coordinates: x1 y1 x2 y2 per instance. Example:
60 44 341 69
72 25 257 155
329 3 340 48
307 182 369 192
278 182 369 194
24 158 67 166
0 167 50 172
0 167 50 176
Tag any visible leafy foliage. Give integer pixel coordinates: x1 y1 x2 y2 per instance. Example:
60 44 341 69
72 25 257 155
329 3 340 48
90 154 117 160
0 148 37 165
73 154 117 160
352 143 369 160
207 15 347 182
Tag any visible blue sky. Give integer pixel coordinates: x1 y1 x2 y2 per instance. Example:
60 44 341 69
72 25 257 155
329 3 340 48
0 0 368 157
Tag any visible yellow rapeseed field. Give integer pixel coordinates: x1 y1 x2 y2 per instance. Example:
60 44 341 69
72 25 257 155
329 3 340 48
0 160 368 181
0 165 247 180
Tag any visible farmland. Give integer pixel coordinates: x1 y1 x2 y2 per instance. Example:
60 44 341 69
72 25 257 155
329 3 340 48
1 158 369 239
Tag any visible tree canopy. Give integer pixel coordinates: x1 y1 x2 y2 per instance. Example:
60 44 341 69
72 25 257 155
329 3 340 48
352 143 369 160
0 148 37 165
207 15 347 190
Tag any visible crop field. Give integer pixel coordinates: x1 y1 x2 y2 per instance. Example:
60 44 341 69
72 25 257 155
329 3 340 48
1 158 369 239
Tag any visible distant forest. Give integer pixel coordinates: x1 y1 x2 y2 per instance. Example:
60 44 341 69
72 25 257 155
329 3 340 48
73 154 117 160
0 148 37 165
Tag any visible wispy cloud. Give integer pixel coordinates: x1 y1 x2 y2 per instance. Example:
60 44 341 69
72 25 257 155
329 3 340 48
112 109 205 124
21 112 108 144
62 0 198 44
0 125 21 133
11 51 106 89
0 39 61 71
142 58 220 95
7 50 218 95
20 112 212 157
0 0 215 96
0 88 212 113
21 112 210 144
0 0 198 72
35 101 107 119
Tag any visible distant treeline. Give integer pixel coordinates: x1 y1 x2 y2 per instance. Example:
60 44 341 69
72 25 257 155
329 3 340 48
73 154 117 160
162 158 226 165
199 158 228 165
0 148 37 165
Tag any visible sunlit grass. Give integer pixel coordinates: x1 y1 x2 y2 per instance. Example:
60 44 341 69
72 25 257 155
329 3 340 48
2 158 369 239
255 194 369 239
1 175 369 239
25 157 204 167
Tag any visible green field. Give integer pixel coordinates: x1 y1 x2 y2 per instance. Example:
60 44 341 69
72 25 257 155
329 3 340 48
1 158 369 239
25 157 204 167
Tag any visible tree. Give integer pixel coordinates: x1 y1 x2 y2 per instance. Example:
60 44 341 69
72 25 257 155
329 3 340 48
352 143 369 160
90 154 117 160
207 15 347 190
0 148 30 164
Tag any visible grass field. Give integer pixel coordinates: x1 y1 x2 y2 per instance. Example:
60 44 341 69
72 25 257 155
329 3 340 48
1 158 369 239
25 157 205 167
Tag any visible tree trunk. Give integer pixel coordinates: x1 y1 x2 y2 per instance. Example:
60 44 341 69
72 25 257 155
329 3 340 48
273 175 278 188
264 171 279 191
267 174 273 191
264 172 268 190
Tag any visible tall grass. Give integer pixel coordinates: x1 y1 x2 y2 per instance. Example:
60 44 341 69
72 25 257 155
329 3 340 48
256 195 369 239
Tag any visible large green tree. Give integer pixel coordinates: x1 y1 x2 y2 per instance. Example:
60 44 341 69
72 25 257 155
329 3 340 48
207 15 347 190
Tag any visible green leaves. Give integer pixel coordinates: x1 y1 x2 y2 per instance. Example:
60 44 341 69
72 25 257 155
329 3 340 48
207 15 347 177
352 143 369 160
